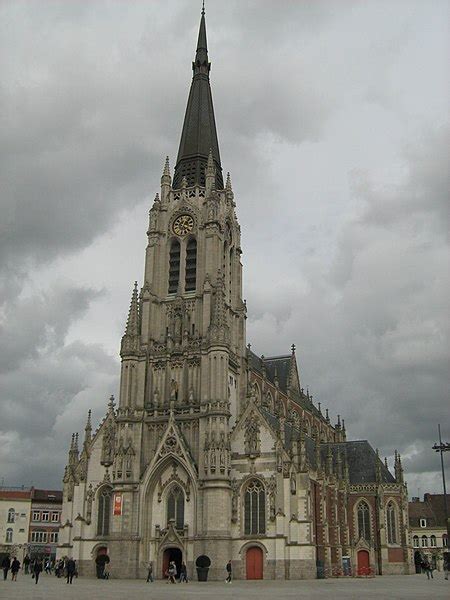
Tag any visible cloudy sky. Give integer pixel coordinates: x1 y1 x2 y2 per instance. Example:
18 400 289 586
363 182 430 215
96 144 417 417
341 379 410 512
0 0 448 496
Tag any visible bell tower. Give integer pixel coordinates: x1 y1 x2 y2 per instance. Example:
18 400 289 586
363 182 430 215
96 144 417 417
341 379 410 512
116 6 247 578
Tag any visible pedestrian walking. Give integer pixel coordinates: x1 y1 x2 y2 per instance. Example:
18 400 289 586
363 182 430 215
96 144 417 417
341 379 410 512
168 560 177 583
422 557 434 579
66 557 76 584
44 558 51 574
443 552 449 581
146 560 154 583
225 559 232 583
179 561 188 583
33 559 43 585
2 556 11 581
23 554 30 575
11 558 20 581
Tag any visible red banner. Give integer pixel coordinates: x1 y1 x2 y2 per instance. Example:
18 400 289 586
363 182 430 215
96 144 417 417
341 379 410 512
113 493 123 516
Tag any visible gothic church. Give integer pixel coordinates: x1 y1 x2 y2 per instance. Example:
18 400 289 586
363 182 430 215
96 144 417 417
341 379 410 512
59 10 412 580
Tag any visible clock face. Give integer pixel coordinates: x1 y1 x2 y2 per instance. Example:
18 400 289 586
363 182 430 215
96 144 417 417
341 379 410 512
173 214 194 236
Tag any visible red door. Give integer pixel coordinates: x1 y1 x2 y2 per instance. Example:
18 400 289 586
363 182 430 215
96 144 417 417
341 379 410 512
246 546 263 580
357 550 370 575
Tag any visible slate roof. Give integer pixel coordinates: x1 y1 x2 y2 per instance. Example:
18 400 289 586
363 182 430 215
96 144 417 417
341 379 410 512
32 489 63 503
322 441 395 484
258 405 396 484
409 494 449 527
173 10 223 189
264 355 291 393
248 348 326 419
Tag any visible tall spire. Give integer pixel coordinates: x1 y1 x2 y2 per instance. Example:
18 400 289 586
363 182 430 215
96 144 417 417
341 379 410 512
173 8 223 189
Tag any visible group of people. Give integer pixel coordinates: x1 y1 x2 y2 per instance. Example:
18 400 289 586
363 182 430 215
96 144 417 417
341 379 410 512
161 560 189 583
1 554 78 585
148 558 232 584
2 556 21 581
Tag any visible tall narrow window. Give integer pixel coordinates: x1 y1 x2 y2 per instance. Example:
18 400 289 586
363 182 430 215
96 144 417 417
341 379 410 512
386 502 397 544
97 486 112 536
167 485 184 529
421 535 428 547
168 240 181 294
244 480 266 535
430 535 436 547
7 508 15 523
413 535 419 548
185 238 197 292
5 528 13 543
357 501 371 541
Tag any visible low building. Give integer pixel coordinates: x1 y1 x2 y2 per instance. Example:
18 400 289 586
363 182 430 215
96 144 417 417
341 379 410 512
409 494 449 571
28 489 63 561
0 488 32 562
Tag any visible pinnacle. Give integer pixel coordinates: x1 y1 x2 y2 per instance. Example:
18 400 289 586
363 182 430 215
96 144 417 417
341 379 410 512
125 281 139 337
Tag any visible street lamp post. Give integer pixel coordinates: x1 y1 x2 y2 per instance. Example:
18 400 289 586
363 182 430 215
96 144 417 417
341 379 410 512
432 424 450 542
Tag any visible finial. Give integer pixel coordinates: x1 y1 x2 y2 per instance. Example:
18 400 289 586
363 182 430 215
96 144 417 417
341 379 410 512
161 157 171 187
326 408 330 422
226 172 232 191
291 343 296 354
384 456 388 468
74 433 79 451
318 402 321 414
202 0 205 16
337 414 341 428
108 395 115 411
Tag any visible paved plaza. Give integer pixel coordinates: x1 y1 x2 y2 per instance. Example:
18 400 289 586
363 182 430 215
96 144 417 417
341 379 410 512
0 574 448 600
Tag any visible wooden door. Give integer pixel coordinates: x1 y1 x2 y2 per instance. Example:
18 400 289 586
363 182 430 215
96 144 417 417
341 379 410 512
357 550 370 574
246 546 263 580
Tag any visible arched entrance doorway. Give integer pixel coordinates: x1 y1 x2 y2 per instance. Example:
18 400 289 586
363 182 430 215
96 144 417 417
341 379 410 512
357 550 370 575
162 547 182 579
246 546 263 580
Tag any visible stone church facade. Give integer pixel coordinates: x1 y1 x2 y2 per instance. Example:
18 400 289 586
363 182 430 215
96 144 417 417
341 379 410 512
58 10 412 580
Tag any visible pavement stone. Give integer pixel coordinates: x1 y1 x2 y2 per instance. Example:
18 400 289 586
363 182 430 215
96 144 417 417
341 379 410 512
0 573 448 600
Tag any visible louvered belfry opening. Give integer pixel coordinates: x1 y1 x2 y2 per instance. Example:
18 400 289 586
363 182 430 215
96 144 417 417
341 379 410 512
185 238 197 292
168 240 181 294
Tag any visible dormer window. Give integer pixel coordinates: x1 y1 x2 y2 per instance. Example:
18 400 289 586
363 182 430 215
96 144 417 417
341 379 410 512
420 518 427 528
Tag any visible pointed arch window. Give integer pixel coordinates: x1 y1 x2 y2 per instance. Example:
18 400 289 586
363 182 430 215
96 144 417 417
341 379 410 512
7 508 15 523
421 535 428 547
97 486 112 536
5 528 13 543
386 501 397 544
430 535 436 547
185 238 197 292
357 501 371 541
244 480 266 535
413 535 419 548
167 485 184 529
168 240 181 294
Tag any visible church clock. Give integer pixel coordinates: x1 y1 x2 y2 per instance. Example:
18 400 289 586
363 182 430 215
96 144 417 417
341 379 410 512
172 214 194 236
